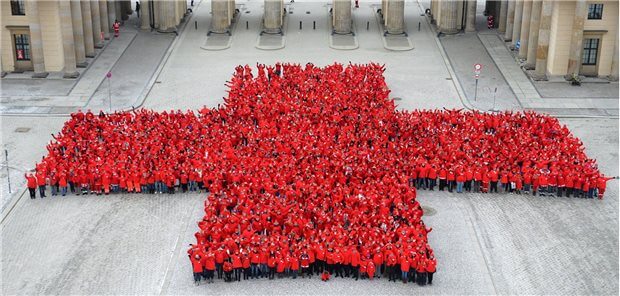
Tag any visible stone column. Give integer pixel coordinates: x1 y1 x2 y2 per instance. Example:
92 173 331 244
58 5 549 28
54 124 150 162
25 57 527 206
99 0 110 39
333 0 352 34
385 0 404 35
440 0 458 34
59 0 79 78
211 0 230 33
533 0 552 80
121 0 131 20
26 0 48 77
511 0 522 48
609 34 618 81
81 0 96 57
566 0 587 79
524 0 541 69
264 0 283 33
517 0 531 59
504 0 515 41
107 0 116 28
498 0 508 33
115 0 123 23
158 0 176 32
465 0 476 32
141 0 151 30
91 0 104 48
70 0 88 68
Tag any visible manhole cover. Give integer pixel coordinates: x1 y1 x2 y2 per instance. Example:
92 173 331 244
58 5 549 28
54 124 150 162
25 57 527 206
422 206 437 216
306 11 310 14
14 127 30 133
392 97 402 101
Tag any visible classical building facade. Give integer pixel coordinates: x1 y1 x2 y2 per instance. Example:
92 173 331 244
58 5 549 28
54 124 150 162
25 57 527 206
430 0 619 80
1 0 186 78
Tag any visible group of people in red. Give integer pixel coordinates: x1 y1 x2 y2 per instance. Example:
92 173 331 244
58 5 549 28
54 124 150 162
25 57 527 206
28 62 612 287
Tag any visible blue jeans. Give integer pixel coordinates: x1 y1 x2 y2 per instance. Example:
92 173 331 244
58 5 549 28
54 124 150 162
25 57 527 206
401 271 408 280
61 186 67 196
457 182 464 193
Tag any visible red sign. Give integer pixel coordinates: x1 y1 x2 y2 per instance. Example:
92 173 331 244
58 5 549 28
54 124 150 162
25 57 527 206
106 71 112 78
16 49 24 60
474 63 483 71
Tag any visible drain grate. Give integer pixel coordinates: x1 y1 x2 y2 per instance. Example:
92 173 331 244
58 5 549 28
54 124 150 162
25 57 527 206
14 127 31 133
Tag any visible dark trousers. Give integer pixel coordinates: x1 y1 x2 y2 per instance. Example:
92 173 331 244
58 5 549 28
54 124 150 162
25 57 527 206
490 181 498 193
216 263 223 279
234 268 241 281
302 267 311 278
428 178 436 190
29 188 36 199
352 266 359 280
268 267 275 279
416 271 427 285
427 271 434 284
193 272 202 282
244 267 251 280
38 185 46 197
439 179 446 191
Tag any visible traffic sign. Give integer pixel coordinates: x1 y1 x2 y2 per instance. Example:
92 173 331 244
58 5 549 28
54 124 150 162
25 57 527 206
474 63 483 71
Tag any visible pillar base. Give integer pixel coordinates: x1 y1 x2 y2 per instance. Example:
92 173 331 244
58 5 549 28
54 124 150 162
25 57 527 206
86 53 96 58
441 29 459 35
1 72 6 78
31 72 49 78
77 61 89 68
504 37 512 42
63 71 80 79
608 75 619 82
94 43 104 49
523 63 535 70
531 73 548 81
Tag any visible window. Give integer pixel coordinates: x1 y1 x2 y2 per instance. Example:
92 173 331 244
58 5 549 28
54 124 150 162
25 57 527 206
10 0 25 16
13 34 30 61
587 4 603 19
582 38 599 65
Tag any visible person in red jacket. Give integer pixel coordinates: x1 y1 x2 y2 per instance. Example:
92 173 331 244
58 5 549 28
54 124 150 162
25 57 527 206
204 250 216 283
321 270 330 281
25 173 38 199
300 250 311 278
242 251 251 280
415 255 427 285
400 255 410 283
351 247 360 280
36 170 47 198
425 256 437 285
231 251 242 281
190 254 203 286
366 260 376 280
267 253 277 280
597 175 616 199
223 259 233 282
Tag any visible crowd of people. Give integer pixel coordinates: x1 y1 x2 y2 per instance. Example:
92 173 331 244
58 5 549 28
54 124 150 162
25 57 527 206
27 62 613 286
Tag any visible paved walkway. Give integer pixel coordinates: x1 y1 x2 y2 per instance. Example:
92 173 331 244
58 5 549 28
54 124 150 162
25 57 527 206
0 12 177 115
477 31 618 116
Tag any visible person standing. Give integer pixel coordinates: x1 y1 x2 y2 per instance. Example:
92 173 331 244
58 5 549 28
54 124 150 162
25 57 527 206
36 170 47 198
113 20 121 37
426 256 437 285
25 173 37 199
135 1 140 18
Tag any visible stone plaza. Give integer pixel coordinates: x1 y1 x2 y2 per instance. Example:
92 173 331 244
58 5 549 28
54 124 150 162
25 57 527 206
1 0 618 295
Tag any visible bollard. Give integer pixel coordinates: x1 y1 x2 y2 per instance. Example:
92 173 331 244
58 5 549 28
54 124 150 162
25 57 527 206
300 21 302 30
367 21 369 30
313 21 316 30
418 22 421 31
246 21 249 30
195 20 197 30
